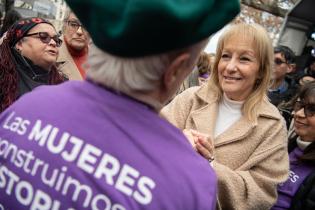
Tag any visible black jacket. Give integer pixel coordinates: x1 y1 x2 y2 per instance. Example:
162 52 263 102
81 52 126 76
0 49 67 112
12 48 68 97
268 77 299 107
289 170 315 210
12 48 52 98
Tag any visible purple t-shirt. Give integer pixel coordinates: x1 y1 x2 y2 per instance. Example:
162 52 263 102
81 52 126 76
0 80 217 210
272 147 315 210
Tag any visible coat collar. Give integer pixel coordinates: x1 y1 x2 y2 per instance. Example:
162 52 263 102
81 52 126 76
190 83 282 146
57 36 83 80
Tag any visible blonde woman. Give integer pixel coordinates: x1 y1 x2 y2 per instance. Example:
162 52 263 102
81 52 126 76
162 23 289 210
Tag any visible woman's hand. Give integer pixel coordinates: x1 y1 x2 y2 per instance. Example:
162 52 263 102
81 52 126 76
183 129 197 149
183 129 214 161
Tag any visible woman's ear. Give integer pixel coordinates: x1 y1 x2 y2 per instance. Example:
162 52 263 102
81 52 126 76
15 41 22 52
15 39 26 53
158 53 193 104
163 53 191 90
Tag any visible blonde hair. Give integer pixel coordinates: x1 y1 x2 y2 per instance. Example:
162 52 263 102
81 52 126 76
208 23 274 122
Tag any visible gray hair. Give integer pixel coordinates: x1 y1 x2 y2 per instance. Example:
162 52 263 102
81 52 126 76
62 8 72 32
63 8 72 22
87 40 208 94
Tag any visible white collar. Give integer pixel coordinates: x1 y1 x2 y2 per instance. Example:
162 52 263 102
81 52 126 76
222 93 244 110
297 136 312 150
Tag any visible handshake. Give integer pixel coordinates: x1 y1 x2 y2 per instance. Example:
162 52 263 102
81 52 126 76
183 129 215 163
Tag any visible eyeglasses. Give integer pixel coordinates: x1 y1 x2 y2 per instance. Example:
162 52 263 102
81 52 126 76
274 58 287 65
24 32 62 47
66 20 84 31
294 100 315 117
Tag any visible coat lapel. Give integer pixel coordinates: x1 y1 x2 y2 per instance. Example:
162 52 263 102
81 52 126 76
57 36 83 80
190 102 217 140
190 100 256 146
190 83 257 146
214 117 255 146
188 83 282 149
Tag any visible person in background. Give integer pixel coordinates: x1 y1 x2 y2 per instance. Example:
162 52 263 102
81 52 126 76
277 72 315 130
176 52 212 95
304 57 315 78
299 74 315 86
57 10 90 80
209 52 216 66
197 52 212 85
161 23 289 210
0 9 22 37
268 45 297 106
272 81 315 210
0 17 66 112
0 0 240 209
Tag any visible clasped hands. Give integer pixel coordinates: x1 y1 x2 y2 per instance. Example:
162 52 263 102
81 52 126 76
183 129 214 162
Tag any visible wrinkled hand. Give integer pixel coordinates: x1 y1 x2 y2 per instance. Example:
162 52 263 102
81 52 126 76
183 129 214 161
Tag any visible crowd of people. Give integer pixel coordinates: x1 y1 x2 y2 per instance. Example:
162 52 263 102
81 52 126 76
0 0 315 209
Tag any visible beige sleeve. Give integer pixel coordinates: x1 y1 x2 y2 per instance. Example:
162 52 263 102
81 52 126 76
213 121 289 210
160 87 198 130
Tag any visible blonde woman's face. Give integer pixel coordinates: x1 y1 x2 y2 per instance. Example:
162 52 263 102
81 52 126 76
218 35 260 101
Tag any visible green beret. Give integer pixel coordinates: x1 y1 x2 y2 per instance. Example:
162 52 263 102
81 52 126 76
65 0 240 57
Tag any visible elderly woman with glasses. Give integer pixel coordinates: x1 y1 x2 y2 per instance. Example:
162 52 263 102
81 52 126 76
57 10 90 80
0 17 66 112
272 81 315 210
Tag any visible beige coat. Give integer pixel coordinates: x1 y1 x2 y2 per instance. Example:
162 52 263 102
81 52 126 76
161 84 289 210
57 37 83 80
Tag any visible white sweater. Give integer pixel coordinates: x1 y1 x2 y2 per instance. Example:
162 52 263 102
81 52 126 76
214 94 243 138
